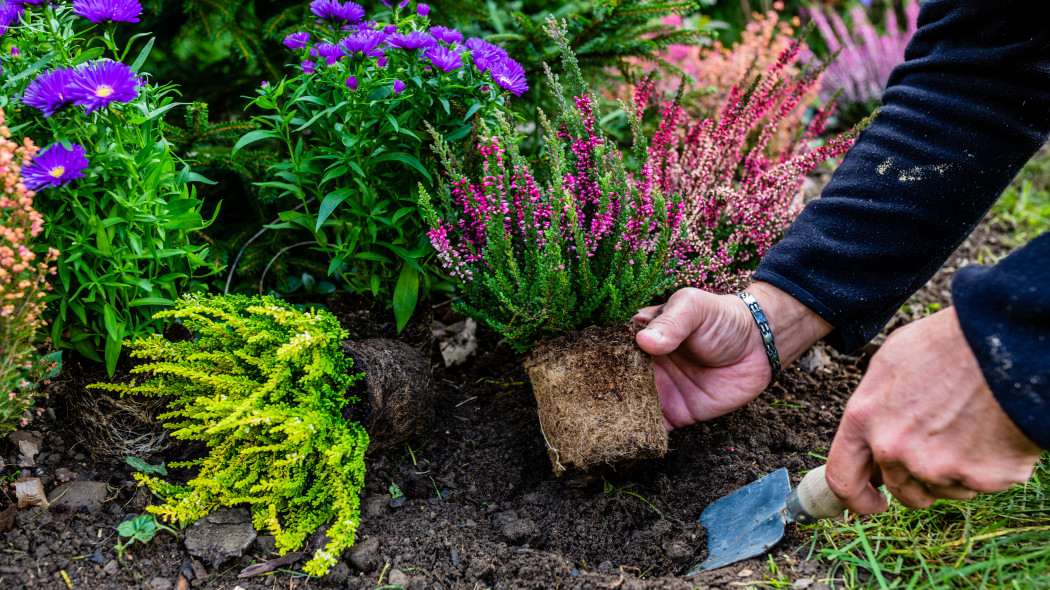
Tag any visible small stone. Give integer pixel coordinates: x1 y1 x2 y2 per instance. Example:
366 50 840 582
322 562 350 585
389 496 406 509
149 577 173 590
48 481 108 513
500 518 539 544
798 347 829 374
387 569 410 588
103 559 119 576
348 536 381 571
464 519 476 528
54 468 74 483
90 549 105 564
738 568 753 577
254 535 278 556
183 507 258 567
176 575 190 590
450 548 459 566
363 495 388 519
793 578 814 589
597 561 613 572
663 541 693 564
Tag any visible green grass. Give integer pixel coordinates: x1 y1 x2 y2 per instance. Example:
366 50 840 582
992 148 1050 247
786 454 1050 589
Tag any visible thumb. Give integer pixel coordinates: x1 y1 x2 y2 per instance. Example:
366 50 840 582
636 288 707 356
825 412 889 515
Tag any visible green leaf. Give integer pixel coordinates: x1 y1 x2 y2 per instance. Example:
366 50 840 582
372 153 431 182
393 265 419 333
130 38 156 72
129 297 175 307
232 130 279 154
126 457 168 476
117 514 158 543
444 124 473 142
464 102 485 121
316 188 353 232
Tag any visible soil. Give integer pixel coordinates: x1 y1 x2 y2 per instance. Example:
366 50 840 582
0 217 1011 590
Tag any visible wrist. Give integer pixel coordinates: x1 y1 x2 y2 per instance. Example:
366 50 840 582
746 281 833 366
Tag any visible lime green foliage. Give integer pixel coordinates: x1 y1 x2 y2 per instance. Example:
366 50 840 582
994 148 1050 248
798 454 1050 589
90 294 368 576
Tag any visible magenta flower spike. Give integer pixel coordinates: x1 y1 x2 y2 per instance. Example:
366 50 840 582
23 68 77 117
67 60 140 114
72 0 142 23
22 143 89 190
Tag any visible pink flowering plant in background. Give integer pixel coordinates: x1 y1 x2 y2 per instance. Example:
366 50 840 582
419 19 681 352
806 0 918 127
236 0 527 331
644 34 868 293
0 109 58 435
1 3 216 375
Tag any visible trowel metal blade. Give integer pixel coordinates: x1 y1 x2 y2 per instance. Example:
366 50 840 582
686 468 791 575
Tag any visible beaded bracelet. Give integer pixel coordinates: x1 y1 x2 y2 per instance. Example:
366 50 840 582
736 292 782 383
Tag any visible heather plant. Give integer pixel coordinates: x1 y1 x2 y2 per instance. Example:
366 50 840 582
419 18 682 352
645 34 867 293
634 3 817 153
805 0 918 128
1 3 216 376
236 0 526 331
0 110 57 435
90 294 367 577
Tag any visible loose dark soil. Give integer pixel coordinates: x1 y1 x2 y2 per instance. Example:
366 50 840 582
0 218 1011 590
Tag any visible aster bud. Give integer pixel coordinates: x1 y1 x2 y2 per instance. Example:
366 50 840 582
346 77 358 90
417 3 429 17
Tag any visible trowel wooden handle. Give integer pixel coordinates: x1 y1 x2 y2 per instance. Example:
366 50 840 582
787 465 847 523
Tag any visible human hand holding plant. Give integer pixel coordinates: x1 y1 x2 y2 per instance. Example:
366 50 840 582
825 306 1042 513
634 282 831 430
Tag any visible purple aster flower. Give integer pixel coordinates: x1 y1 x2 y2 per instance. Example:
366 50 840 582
376 56 387 68
382 24 396 35
465 37 508 72
313 42 343 65
416 3 428 17
489 58 528 96
386 30 436 51
392 79 405 94
339 30 386 57
429 26 462 45
22 143 89 191
301 60 316 74
72 0 142 23
10 46 18 56
0 3 23 36
67 60 140 114
22 68 76 117
283 32 309 50
310 0 364 26
425 46 462 73
346 76 358 90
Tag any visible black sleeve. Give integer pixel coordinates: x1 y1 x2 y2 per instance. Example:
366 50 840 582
953 235 1050 449
752 0 1050 447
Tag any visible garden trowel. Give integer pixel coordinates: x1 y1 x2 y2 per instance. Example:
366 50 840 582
687 465 845 575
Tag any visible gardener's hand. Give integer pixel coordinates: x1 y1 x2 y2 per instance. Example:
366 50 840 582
825 306 1042 513
633 282 832 430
